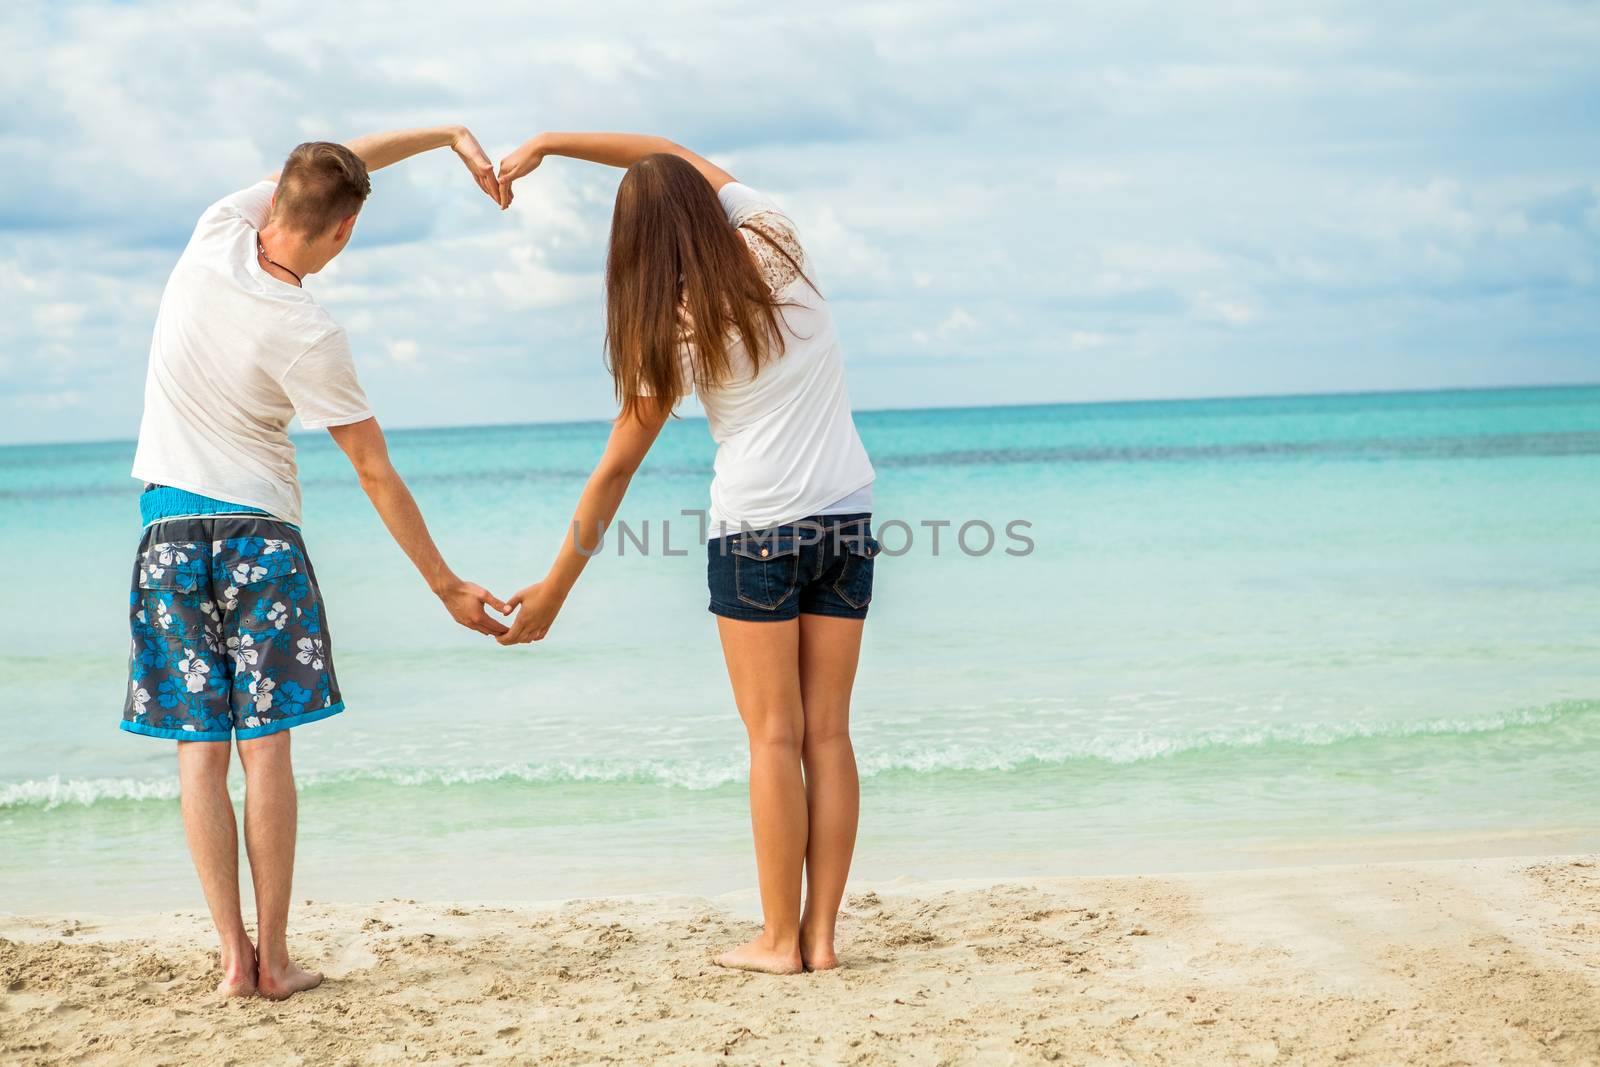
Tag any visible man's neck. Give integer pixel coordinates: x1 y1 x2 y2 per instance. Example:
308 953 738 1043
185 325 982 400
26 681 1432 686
255 225 318 287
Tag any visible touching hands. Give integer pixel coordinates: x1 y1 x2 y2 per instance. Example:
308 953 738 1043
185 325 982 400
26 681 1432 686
436 574 563 647
493 136 546 210
440 129 546 210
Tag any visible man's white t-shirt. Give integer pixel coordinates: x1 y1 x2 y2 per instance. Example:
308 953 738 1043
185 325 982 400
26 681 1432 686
676 183 875 532
130 181 373 526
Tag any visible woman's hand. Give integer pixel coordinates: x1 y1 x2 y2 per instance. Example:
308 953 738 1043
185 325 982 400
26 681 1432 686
495 136 547 209
451 126 501 205
498 578 566 645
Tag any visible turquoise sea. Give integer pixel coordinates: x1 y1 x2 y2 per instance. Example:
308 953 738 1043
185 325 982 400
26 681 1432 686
2 386 1598 914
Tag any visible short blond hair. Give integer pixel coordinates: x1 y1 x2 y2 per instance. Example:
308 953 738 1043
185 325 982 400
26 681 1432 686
271 142 371 237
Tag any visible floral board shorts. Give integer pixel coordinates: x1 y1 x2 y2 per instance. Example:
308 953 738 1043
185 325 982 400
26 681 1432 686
123 513 344 741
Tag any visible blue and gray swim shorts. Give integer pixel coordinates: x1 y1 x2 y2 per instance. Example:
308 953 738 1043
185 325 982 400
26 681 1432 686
122 486 344 741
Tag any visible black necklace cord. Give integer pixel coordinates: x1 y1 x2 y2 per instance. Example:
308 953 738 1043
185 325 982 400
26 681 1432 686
256 234 304 286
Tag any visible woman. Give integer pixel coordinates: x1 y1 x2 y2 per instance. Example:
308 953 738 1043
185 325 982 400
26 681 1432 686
494 132 879 975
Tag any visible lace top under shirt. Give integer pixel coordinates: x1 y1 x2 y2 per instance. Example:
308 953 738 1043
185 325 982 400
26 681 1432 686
670 183 875 534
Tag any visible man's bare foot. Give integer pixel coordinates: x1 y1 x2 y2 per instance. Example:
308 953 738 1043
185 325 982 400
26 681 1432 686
714 936 804 975
800 926 839 972
216 944 257 998
256 958 322 1001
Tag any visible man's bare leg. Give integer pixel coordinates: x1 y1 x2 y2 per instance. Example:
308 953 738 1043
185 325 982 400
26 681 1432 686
237 731 322 1000
176 740 256 997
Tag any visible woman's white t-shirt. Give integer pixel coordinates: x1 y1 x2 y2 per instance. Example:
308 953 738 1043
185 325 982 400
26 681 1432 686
675 183 875 533
130 181 374 525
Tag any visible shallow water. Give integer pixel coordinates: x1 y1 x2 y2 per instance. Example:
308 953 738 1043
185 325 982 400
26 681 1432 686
3 387 1597 912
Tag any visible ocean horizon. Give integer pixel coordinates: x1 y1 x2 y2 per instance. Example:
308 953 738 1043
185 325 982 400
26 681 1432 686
3 383 1598 914
6 380 1597 451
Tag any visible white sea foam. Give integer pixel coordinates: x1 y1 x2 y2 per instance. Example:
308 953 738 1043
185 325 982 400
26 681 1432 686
5 700 1591 812
1 774 184 808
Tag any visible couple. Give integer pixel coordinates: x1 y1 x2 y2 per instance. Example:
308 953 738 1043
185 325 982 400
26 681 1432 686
122 124 880 999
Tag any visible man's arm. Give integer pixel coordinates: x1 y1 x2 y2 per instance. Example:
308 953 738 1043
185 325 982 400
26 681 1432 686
327 417 511 636
264 125 498 203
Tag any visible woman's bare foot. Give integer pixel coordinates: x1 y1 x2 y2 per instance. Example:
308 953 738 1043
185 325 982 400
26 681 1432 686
216 943 257 998
800 924 839 972
714 935 804 975
256 958 323 1001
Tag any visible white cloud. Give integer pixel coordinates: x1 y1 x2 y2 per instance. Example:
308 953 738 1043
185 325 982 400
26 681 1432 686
0 0 1597 442
1052 169 1130 194
1193 292 1258 326
913 306 981 346
11 389 82 412
32 302 87 337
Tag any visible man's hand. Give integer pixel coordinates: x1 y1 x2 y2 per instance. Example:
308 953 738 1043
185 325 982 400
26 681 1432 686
436 576 514 637
497 579 565 645
494 136 547 210
451 127 500 205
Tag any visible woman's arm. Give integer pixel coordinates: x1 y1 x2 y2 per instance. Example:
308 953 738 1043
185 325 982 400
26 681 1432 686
497 401 673 645
495 132 736 208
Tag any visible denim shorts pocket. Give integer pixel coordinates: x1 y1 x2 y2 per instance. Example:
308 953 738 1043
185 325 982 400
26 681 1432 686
731 532 802 611
832 534 881 611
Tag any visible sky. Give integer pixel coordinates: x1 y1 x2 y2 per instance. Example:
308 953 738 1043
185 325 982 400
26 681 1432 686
1 0 1598 444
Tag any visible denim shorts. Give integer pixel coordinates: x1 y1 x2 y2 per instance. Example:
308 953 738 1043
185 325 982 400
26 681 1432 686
707 513 880 622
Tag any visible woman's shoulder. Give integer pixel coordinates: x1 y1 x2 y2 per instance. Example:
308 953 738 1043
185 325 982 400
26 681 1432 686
738 211 806 295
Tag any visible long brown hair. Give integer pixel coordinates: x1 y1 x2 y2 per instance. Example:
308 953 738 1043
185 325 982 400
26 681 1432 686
605 153 801 417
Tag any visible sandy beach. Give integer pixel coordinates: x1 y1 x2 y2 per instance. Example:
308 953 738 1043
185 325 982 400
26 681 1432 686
2 853 1596 1065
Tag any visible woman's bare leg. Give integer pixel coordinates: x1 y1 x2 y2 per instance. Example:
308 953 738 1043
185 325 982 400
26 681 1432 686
797 614 864 970
176 740 256 996
237 731 322 1000
713 616 807 974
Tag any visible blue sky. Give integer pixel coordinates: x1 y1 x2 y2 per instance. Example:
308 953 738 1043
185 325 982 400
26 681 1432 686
2 0 1597 444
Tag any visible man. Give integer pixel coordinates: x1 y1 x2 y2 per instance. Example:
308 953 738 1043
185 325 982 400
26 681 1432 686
123 126 507 999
